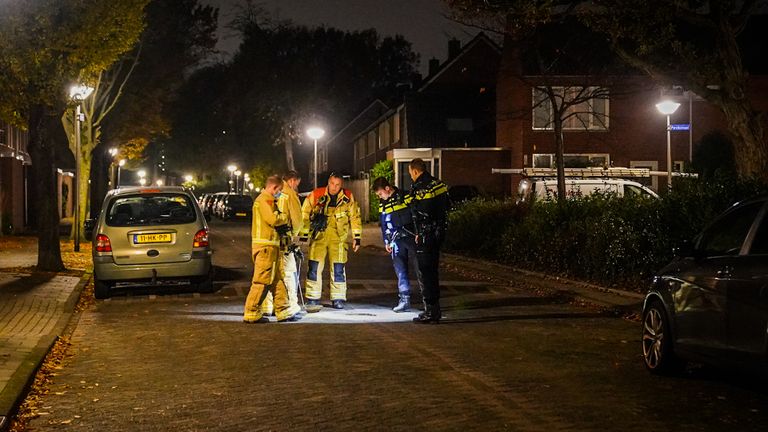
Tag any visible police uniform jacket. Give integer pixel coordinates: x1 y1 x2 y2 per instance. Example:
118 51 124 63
378 187 415 244
408 172 449 237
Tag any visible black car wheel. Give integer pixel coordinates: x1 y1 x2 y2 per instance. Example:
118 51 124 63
642 300 685 374
94 277 113 299
193 267 216 293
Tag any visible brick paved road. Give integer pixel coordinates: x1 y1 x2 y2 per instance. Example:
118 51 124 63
23 221 768 431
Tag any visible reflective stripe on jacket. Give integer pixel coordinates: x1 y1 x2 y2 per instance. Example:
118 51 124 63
300 187 362 241
251 191 288 248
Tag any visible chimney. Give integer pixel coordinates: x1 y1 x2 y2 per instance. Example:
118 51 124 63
448 38 461 58
428 58 440 76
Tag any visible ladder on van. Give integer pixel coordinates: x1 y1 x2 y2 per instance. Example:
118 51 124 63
490 167 698 178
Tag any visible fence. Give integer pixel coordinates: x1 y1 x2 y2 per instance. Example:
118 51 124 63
347 178 370 222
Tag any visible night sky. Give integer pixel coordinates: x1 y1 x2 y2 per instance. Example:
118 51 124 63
203 0 481 74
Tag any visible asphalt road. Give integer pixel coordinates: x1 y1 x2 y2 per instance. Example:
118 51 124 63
24 219 768 431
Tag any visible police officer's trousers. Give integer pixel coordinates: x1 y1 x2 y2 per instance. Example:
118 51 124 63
391 237 417 297
415 237 442 307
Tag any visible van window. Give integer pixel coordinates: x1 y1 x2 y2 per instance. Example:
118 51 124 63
106 194 197 227
624 184 647 198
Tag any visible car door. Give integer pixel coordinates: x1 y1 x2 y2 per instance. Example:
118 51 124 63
674 201 764 353
725 200 768 357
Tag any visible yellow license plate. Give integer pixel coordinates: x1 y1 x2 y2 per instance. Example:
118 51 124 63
134 233 172 244
236 212 247 217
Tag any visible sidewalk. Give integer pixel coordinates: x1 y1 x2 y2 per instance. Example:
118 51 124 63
0 238 88 431
361 224 644 312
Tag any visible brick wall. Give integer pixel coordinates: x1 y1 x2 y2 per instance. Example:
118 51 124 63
440 149 512 197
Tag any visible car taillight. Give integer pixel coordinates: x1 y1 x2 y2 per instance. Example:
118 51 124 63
193 229 209 248
95 234 112 253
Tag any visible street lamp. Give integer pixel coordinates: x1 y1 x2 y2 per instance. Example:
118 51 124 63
184 174 194 183
107 147 118 188
234 170 242 194
139 178 147 186
307 126 325 189
69 84 94 252
156 179 164 186
227 164 237 193
656 100 681 189
117 159 126 186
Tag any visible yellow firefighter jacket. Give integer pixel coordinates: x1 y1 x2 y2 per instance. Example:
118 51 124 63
299 187 362 242
277 180 303 238
251 190 288 249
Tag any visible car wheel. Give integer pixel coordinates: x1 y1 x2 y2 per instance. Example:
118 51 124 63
193 268 216 293
94 277 113 299
642 300 685 374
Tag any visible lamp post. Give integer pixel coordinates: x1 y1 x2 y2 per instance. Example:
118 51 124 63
137 169 146 186
108 147 118 188
234 170 242 194
117 159 126 187
227 164 237 193
307 127 325 189
69 84 94 252
656 100 681 190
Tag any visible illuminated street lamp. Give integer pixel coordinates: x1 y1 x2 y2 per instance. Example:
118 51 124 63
156 179 164 186
184 174 194 183
139 178 147 186
307 126 325 189
69 84 94 252
116 159 126 186
656 100 681 189
234 170 242 194
227 164 237 193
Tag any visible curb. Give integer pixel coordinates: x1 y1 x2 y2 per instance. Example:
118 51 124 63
0 271 91 432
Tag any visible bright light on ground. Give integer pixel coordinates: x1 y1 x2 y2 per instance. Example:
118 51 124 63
181 302 417 324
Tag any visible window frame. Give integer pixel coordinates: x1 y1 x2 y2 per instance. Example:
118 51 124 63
531 86 610 131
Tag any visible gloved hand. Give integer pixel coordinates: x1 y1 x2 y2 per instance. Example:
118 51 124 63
353 238 361 252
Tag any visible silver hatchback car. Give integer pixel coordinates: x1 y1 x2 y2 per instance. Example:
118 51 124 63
90 186 213 299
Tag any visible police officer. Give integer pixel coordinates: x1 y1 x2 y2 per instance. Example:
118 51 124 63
407 158 449 324
261 170 304 318
299 173 362 310
373 176 416 312
243 175 300 323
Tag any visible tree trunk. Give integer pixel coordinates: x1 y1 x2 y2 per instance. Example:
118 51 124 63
90 146 109 219
719 100 768 181
284 138 296 171
28 104 65 272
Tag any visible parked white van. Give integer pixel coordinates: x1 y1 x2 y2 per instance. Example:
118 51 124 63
517 178 659 203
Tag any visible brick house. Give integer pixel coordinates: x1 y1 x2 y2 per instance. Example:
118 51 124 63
495 29 768 192
324 32 511 196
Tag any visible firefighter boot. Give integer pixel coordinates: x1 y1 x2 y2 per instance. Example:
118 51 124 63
413 304 441 324
392 295 410 313
306 298 323 313
332 299 345 309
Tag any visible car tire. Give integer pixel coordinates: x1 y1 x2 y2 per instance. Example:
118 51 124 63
642 300 685 375
193 268 216 293
94 277 113 299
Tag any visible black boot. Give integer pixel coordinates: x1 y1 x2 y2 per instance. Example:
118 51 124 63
392 295 410 312
413 304 441 324
305 298 323 313
332 299 345 309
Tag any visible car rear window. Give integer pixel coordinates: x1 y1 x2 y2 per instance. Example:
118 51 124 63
106 193 197 227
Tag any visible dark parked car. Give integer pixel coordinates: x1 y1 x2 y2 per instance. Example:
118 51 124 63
642 196 768 375
219 194 253 221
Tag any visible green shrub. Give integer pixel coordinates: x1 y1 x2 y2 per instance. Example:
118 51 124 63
447 175 768 289
369 160 394 221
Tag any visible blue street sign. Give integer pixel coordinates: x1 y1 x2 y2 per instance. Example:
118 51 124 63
669 123 690 131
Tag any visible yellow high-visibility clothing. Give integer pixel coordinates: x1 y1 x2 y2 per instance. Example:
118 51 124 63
299 187 362 300
261 182 303 317
243 191 292 321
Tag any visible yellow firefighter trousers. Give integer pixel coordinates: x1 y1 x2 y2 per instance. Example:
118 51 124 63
305 230 349 301
261 250 301 317
244 246 292 321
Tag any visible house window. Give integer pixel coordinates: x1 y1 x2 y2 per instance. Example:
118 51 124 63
356 138 366 160
367 131 376 155
532 87 609 131
392 113 401 143
379 122 389 149
532 153 610 168
446 118 474 132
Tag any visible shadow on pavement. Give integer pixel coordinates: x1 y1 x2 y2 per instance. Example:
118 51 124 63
0 272 56 293
445 295 572 311
440 311 611 324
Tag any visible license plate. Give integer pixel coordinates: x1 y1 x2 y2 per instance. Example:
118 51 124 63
236 212 247 217
134 233 172 244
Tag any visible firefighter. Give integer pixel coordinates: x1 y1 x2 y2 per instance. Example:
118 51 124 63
243 175 300 323
407 158 450 324
372 176 416 312
299 173 362 310
261 170 304 318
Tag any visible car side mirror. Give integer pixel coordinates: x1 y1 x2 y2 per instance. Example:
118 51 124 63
84 218 95 241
